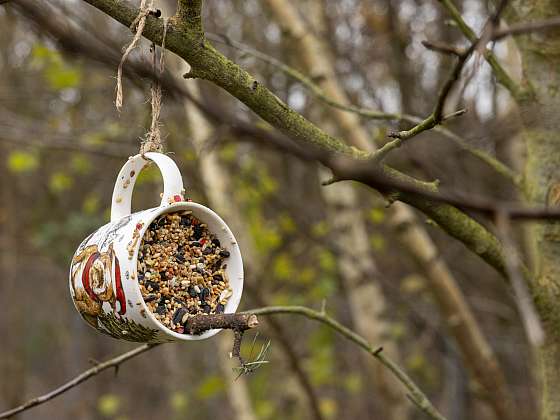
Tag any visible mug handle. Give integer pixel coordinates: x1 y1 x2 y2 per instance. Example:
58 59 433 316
110 152 185 222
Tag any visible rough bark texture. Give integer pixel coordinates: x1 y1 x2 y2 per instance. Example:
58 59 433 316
510 1 560 418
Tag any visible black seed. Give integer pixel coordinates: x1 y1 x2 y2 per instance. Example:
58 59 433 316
175 254 185 263
190 241 201 247
193 225 203 240
212 238 220 247
200 287 210 301
196 268 205 275
201 303 211 313
158 296 168 305
188 306 199 314
180 216 191 227
216 303 225 313
213 274 223 282
203 247 213 255
159 271 167 280
188 286 198 298
172 307 188 325
155 304 166 315
146 281 160 292
219 250 230 258
157 217 166 226
138 273 145 281
144 294 158 303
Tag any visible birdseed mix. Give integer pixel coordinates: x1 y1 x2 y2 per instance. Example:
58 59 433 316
137 211 232 334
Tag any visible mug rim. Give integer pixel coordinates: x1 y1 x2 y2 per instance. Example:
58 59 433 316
128 201 244 341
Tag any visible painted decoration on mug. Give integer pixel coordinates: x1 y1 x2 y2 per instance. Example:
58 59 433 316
70 241 158 341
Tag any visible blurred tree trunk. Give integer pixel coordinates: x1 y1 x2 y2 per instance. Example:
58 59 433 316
509 2 560 419
266 1 409 418
181 79 257 420
264 0 514 418
182 75 326 420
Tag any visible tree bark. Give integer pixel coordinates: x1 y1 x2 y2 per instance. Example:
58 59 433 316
510 2 560 418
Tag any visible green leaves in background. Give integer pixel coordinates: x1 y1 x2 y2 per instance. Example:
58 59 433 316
97 394 121 417
306 326 335 386
49 171 74 193
7 150 39 173
195 375 225 400
169 391 188 411
32 43 82 90
70 153 93 174
368 207 385 224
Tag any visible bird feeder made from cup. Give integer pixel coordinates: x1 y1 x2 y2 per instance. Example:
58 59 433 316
69 152 243 343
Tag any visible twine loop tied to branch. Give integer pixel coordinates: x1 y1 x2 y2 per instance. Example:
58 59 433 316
114 0 168 155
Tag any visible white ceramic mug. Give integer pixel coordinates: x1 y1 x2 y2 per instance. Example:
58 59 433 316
69 152 244 343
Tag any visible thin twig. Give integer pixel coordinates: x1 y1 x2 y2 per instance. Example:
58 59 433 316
249 306 448 420
206 32 401 121
492 16 560 41
207 32 516 183
0 306 446 420
437 0 529 101
0 344 158 419
421 40 465 57
377 41 476 153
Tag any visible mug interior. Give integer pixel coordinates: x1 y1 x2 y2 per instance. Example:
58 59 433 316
133 202 244 341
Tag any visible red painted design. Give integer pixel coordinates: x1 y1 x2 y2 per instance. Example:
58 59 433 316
113 256 126 315
82 252 100 301
173 195 182 202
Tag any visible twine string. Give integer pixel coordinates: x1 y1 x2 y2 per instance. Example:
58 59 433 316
140 17 168 155
115 0 152 112
114 1 168 155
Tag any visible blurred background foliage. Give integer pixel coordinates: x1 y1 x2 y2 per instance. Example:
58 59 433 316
0 0 533 419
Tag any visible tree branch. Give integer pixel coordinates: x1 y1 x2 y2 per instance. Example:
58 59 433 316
249 306 448 420
492 16 560 41
0 344 158 419
185 313 259 335
208 32 518 184
77 0 539 281
436 0 530 101
0 306 447 420
421 40 465 57
0 312 257 419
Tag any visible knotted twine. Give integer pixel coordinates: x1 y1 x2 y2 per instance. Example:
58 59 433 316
115 0 168 155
